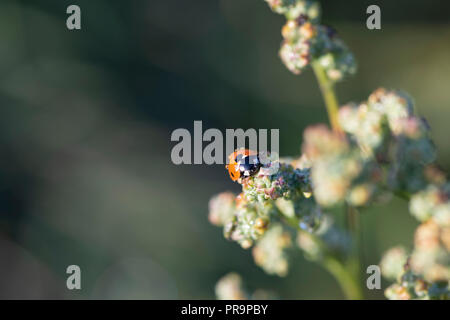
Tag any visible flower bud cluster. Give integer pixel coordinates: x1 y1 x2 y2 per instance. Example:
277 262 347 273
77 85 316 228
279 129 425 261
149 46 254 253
243 161 325 232
208 192 236 226
215 273 248 300
215 272 276 300
363 88 450 298
380 246 409 281
339 88 436 193
252 224 292 276
242 163 311 202
321 89 444 290
410 219 450 283
381 181 449 298
301 124 382 208
224 195 277 249
409 184 450 223
382 188 450 299
209 159 324 275
268 0 355 81
384 266 431 300
384 262 449 300
297 88 438 210
264 0 320 21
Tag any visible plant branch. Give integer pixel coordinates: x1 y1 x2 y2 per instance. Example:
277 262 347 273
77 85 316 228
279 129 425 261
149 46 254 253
322 255 364 300
309 60 365 299
277 208 364 300
312 61 343 133
346 205 365 292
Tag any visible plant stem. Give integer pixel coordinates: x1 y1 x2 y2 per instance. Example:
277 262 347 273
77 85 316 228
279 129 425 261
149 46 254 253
394 190 411 201
346 205 364 294
322 256 364 300
310 60 365 298
278 211 364 300
312 61 343 133
294 63 365 298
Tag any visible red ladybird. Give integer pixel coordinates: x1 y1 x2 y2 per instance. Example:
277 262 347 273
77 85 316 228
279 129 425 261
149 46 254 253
225 149 262 182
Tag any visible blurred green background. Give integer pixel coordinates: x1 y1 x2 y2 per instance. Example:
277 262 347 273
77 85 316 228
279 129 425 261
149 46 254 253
0 0 449 299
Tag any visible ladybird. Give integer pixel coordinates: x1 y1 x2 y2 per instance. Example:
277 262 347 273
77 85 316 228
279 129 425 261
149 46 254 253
225 149 262 182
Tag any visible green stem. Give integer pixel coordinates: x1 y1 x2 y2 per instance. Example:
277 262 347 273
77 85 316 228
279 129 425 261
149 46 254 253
346 205 364 293
312 62 342 133
394 190 411 201
310 61 365 299
322 256 364 300
278 210 364 300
